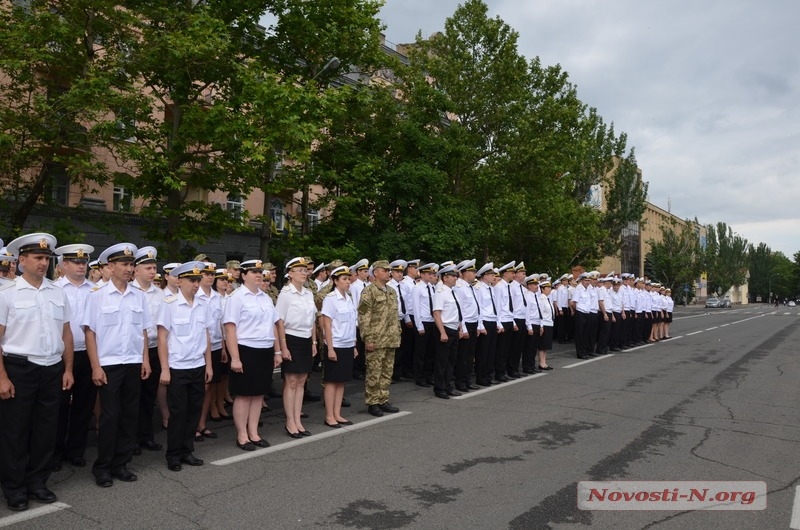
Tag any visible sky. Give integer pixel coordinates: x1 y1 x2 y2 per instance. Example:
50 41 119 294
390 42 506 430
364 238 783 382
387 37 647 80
377 0 799 258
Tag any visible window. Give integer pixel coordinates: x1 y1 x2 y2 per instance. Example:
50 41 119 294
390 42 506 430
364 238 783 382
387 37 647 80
47 163 70 206
115 108 136 142
307 208 320 228
270 198 284 232
113 186 132 212
227 193 244 219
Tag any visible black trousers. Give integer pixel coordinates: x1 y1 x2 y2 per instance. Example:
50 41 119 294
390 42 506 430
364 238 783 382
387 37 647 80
433 327 459 393
0 357 63 499
55 350 97 461
596 313 612 353
93 363 141 476
353 328 366 375
587 313 599 353
506 318 526 375
522 328 538 371
610 312 623 350
413 321 436 383
393 318 415 378
475 321 497 384
455 322 478 387
557 309 569 342
494 321 514 378
166 366 205 460
138 347 161 444
574 311 591 357
623 310 635 346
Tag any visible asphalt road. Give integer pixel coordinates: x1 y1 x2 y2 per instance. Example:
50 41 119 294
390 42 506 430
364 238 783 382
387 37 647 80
3 304 800 529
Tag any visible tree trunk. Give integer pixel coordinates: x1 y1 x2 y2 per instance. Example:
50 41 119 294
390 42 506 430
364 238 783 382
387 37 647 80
11 159 53 236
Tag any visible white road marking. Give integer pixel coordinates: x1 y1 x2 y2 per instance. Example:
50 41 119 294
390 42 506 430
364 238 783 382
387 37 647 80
789 486 800 529
452 373 547 399
705 327 718 331
211 411 413 466
720 324 729 327
563 354 616 369
686 331 703 336
0 502 70 528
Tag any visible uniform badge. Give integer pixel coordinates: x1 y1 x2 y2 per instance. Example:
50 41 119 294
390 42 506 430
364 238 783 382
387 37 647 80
147 250 154 258
123 247 133 256
255 260 262 269
192 266 201 275
39 238 48 249
76 248 86 258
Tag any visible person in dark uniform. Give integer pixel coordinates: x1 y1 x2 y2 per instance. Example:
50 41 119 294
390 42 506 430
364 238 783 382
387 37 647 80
0 233 74 512
493 261 516 382
412 263 438 387
157 262 212 471
53 243 96 471
453 259 483 392
83 243 151 487
474 263 499 386
431 264 466 399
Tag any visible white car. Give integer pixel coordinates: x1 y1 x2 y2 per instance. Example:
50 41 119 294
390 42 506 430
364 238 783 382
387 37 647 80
789 301 797 307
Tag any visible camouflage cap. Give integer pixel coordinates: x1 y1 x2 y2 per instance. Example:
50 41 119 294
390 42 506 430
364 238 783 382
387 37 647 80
326 259 345 270
371 259 390 271
262 262 276 271
225 260 240 269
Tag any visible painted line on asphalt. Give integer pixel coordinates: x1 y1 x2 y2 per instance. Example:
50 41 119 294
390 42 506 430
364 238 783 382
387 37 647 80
621 343 654 352
662 335 682 341
705 326 718 331
789 486 800 529
785 312 792 315
730 314 766 325
0 502 70 528
452 373 547 399
563 354 616 369
686 331 703 336
211 411 413 466
673 313 713 321
719 324 730 327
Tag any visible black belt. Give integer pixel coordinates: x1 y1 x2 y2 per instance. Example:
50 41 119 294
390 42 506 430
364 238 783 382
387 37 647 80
3 353 31 365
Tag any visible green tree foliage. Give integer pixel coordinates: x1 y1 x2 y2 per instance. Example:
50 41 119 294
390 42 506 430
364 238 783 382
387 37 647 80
703 222 750 296
644 218 703 301
0 0 138 235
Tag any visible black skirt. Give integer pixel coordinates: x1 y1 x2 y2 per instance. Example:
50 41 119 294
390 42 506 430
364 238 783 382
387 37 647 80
538 326 554 351
667 312 673 323
209 348 222 383
323 346 354 383
281 334 313 375
229 344 273 397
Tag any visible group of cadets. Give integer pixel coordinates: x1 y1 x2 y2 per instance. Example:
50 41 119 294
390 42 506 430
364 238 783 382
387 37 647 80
0 232 675 512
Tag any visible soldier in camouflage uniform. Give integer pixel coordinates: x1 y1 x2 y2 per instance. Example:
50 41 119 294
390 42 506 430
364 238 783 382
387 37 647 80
261 263 279 305
303 257 318 296
357 260 401 417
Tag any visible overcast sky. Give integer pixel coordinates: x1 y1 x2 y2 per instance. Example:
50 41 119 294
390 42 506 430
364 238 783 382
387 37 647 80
377 0 799 258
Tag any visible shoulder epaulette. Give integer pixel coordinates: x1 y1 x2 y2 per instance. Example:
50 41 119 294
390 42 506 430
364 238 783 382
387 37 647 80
0 281 15 292
164 295 177 303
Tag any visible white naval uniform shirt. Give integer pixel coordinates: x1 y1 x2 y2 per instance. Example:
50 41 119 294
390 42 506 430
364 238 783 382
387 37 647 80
573 284 592 314
0 277 70 366
610 288 624 313
275 283 316 338
54 276 94 351
494 279 514 323
157 291 212 370
82 281 150 366
453 278 484 331
432 283 466 333
413 280 435 330
388 278 411 323
320 289 357 348
223 285 279 349
349 278 366 313
197 287 224 351
132 279 164 349
510 280 528 320
475 280 501 327
525 288 541 330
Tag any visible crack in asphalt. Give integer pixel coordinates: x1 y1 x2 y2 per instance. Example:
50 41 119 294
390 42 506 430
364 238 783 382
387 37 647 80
688 427 778 482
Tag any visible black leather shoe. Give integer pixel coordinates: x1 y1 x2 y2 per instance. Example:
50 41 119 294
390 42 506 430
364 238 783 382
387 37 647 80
578 355 590 359
544 366 554 370
415 381 431 388
341 397 351 408
303 391 321 402
285 427 303 439
140 440 162 451
338 420 353 426
445 389 462 397
476 379 492 387
509 371 522 378
181 454 204 466
167 460 182 472
298 430 312 437
425 378 435 385
249 438 270 448
111 467 137 482
324 420 342 428
379 403 399 413
467 384 480 390
498 375 511 382
367 405 384 417
7 494 28 511
67 456 87 467
95 474 113 488
391 376 408 382
455 385 469 392
300 412 309 419
28 488 57 503
236 440 256 451
434 391 450 399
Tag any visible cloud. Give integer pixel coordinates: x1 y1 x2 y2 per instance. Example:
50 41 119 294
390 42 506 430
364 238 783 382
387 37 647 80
378 0 800 256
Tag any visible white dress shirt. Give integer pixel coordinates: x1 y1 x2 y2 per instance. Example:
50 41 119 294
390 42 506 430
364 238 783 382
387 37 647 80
320 289 357 348
83 281 150 366
275 283 316 338
55 276 94 351
433 283 466 333
197 286 224 351
413 280 435 330
132 279 164 349
157 291 212 369
223 285 278 348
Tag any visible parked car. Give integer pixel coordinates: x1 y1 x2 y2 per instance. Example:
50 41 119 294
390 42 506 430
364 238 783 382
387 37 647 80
720 297 732 308
789 301 797 307
705 297 721 308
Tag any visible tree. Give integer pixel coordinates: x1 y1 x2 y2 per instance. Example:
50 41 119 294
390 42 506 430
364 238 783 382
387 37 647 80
0 0 138 236
644 218 703 302
703 222 750 296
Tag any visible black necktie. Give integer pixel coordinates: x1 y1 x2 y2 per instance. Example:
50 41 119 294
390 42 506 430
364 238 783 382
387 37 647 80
470 284 480 317
427 284 434 315
507 284 513 313
452 290 462 322
488 285 497 314
397 283 406 314
534 291 543 319
520 284 527 307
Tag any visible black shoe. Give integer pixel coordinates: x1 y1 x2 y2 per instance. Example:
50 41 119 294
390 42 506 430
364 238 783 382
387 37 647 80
140 440 162 451
285 426 303 439
95 473 113 488
112 467 137 482
338 420 353 426
28 488 57 503
7 494 28 511
324 420 342 428
467 384 480 390
249 438 270 448
299 430 312 437
341 397 351 408
522 369 535 374
434 391 450 399
367 405 384 417
476 379 492 387
49 457 62 472
578 355 589 359
455 385 469 392
303 391 321 403
379 403 399 413
415 381 431 388
533 367 543 373
300 412 309 419
508 371 522 378
181 454 204 466
425 378 435 385
498 375 511 382
133 447 142 455
236 440 256 451
167 460 182 472
67 456 87 467
544 366 554 370
446 389 462 397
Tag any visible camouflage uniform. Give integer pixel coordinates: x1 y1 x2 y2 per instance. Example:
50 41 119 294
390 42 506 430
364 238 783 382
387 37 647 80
358 271 401 406
265 284 279 305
